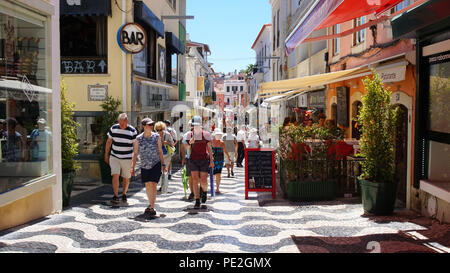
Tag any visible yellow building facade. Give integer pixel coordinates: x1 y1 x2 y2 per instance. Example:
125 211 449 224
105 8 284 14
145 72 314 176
61 0 186 162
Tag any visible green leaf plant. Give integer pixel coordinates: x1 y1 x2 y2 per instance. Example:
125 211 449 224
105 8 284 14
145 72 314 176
61 79 80 172
358 71 399 183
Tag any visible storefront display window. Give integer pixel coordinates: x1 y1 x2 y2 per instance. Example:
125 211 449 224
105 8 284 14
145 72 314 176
428 56 450 134
60 15 108 74
0 4 52 194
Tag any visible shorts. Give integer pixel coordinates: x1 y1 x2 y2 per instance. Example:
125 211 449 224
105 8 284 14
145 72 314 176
189 159 210 173
224 152 235 165
110 156 132 179
141 162 162 183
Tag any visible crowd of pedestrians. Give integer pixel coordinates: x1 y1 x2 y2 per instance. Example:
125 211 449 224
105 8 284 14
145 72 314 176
104 112 261 216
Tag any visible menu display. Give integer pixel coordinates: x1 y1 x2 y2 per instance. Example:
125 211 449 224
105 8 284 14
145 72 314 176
245 148 276 199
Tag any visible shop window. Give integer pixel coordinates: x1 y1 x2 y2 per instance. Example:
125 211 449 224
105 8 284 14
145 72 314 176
60 15 108 74
421 46 450 183
0 10 52 194
134 28 157 80
74 115 102 156
428 58 450 134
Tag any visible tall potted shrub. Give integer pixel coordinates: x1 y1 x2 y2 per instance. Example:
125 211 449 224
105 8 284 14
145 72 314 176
61 79 80 207
95 96 121 184
358 71 399 215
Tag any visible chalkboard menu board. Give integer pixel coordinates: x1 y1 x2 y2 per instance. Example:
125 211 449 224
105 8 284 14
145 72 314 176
245 148 276 199
336 86 349 127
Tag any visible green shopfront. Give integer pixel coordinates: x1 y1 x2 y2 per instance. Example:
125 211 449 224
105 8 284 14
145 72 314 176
392 0 450 223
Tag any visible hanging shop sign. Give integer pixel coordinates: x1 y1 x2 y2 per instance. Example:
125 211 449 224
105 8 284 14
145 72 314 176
298 93 307 108
87 84 108 101
117 23 147 54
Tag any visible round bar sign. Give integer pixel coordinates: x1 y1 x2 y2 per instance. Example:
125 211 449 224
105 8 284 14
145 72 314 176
117 23 147 54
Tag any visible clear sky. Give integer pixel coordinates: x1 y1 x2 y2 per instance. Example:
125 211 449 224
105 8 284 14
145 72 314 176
186 0 272 74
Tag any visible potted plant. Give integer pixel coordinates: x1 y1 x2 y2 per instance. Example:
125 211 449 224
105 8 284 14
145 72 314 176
61 79 80 207
95 96 121 184
357 71 399 215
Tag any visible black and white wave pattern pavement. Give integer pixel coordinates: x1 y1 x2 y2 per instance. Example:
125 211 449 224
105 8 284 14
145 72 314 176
0 166 430 253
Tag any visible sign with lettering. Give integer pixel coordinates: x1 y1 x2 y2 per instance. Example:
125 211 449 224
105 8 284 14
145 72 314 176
117 23 147 54
88 84 108 101
378 65 406 83
61 58 107 74
245 148 276 199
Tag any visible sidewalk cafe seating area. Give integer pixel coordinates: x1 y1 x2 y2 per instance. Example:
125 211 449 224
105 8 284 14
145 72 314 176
278 122 363 201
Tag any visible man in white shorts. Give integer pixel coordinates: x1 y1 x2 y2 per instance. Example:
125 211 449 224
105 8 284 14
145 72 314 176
104 113 138 204
222 127 237 177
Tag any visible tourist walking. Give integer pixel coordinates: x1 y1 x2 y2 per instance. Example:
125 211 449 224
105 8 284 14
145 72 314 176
185 115 214 209
104 113 138 204
181 119 194 200
155 121 174 193
164 120 177 180
131 118 166 216
211 128 230 194
236 125 246 167
222 127 237 177
247 128 261 148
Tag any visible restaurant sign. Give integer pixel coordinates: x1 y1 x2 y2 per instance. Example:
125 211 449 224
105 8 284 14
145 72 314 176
377 64 406 83
117 23 147 54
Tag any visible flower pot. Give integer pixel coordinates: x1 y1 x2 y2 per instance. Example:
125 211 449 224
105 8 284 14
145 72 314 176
358 179 398 215
62 170 76 207
287 179 336 201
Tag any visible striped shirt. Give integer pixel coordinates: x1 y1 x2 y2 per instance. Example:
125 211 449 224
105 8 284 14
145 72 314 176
107 124 138 159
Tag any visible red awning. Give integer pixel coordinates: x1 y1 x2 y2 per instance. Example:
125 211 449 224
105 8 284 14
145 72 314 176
285 0 404 55
315 0 403 30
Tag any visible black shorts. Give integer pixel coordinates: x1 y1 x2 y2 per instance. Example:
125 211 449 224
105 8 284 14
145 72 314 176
189 159 210 173
141 162 162 183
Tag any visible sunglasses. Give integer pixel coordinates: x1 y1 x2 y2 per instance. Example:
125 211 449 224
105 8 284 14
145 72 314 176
156 129 163 132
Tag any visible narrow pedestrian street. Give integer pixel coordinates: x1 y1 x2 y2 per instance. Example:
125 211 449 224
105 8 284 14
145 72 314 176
0 165 448 253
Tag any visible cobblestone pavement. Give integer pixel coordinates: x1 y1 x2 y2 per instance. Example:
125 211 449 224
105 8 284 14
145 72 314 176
0 165 449 253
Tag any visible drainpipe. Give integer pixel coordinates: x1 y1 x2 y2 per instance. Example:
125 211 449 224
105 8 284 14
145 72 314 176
122 0 127 113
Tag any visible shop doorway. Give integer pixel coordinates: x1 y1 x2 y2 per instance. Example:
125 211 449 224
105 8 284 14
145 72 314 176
351 101 362 140
394 104 408 208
